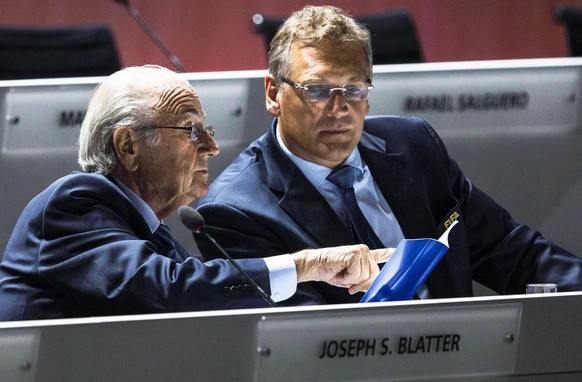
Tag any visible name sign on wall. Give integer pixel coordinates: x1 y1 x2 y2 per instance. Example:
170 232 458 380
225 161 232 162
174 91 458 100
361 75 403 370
2 86 94 154
255 303 521 381
1 77 251 155
370 64 582 136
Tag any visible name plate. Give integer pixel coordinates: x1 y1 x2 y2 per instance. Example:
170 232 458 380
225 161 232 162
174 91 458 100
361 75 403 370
255 303 521 381
370 66 581 135
1 78 249 154
3 86 94 153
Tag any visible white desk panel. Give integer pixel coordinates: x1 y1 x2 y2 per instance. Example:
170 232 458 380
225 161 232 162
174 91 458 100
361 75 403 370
1 293 581 381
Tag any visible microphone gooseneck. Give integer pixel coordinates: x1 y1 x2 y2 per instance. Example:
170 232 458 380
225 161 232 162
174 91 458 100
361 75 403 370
178 206 277 307
112 0 187 72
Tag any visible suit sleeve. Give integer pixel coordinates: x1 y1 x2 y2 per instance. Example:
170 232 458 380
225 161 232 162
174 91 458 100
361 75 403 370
194 202 328 306
34 176 273 315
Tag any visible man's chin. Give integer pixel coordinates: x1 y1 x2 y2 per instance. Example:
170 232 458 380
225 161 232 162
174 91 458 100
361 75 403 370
320 144 357 163
187 184 209 201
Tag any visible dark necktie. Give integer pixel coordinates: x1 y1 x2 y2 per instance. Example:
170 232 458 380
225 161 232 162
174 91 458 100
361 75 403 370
327 166 384 249
152 223 177 259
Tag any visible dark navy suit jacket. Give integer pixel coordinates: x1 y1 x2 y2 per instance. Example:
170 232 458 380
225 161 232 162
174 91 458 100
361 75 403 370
196 116 582 305
0 172 271 321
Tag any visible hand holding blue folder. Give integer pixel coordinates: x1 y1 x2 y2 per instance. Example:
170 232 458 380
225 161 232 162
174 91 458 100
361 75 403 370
361 220 458 302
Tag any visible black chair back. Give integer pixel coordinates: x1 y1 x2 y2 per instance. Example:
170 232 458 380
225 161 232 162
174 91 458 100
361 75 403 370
252 10 423 65
555 5 582 57
0 24 122 80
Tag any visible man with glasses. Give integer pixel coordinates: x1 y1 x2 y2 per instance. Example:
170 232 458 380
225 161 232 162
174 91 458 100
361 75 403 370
196 5 582 305
0 65 392 321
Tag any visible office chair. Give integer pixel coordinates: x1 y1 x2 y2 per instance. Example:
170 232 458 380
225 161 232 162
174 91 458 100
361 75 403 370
554 5 582 57
252 10 423 65
0 24 122 80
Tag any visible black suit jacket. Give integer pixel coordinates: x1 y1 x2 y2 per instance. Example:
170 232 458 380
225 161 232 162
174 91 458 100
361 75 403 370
196 116 582 305
0 172 271 321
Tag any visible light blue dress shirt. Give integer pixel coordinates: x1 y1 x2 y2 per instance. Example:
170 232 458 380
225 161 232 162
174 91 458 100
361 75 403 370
275 131 405 248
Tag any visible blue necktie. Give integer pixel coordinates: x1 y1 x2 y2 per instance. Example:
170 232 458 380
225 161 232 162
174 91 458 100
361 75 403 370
152 223 177 259
327 166 384 249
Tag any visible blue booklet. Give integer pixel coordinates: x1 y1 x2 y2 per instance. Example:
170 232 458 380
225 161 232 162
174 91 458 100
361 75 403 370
360 220 458 303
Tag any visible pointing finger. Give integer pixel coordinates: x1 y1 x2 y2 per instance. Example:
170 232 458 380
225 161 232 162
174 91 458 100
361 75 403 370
370 247 395 263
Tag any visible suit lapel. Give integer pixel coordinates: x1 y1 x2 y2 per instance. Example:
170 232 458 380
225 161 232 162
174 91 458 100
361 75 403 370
359 132 472 298
359 139 436 239
279 170 354 248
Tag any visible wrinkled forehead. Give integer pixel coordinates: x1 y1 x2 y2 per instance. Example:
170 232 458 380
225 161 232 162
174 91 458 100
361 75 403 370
153 82 204 119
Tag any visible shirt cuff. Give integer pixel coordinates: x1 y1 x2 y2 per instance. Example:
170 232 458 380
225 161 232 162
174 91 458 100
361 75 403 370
263 254 297 302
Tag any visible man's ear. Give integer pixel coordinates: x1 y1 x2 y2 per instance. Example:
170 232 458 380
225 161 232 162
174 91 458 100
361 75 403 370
265 75 281 117
112 126 139 171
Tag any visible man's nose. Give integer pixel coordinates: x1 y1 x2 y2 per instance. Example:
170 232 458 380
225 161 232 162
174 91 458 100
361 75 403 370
200 133 220 157
326 90 349 116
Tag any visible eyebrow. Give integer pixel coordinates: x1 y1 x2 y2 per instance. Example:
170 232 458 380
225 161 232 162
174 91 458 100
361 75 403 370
301 76 369 84
183 107 200 115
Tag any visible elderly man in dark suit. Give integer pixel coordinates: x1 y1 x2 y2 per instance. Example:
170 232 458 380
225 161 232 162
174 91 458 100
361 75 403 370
0 65 391 321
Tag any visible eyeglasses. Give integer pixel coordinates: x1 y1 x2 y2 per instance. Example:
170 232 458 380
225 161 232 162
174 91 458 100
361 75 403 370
279 77 373 103
154 122 214 143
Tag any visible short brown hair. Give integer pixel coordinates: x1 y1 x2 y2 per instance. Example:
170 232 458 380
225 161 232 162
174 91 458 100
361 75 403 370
268 5 373 82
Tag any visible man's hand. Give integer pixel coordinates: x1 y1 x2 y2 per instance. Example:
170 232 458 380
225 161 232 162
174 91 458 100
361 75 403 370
292 245 394 295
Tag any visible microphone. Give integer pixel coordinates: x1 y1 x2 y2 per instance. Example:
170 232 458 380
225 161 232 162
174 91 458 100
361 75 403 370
112 0 187 72
178 206 277 307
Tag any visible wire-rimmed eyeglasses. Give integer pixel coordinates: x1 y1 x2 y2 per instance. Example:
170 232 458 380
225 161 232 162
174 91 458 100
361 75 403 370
154 122 214 143
279 77 374 103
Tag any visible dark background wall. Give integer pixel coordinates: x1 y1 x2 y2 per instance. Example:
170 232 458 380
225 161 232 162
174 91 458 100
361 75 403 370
3 0 582 73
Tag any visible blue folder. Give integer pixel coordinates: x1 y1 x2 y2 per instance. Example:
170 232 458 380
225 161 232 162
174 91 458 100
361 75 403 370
361 220 458 303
